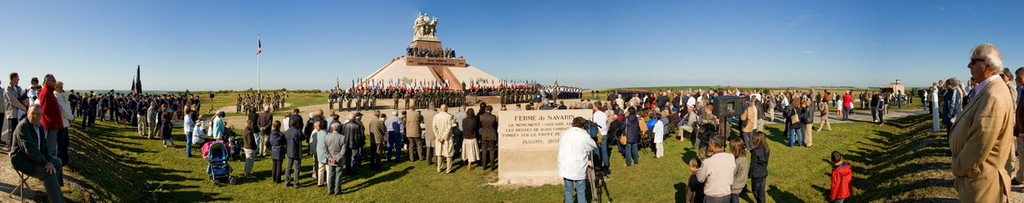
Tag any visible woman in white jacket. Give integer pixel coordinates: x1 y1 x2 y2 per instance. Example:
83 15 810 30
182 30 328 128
54 81 76 166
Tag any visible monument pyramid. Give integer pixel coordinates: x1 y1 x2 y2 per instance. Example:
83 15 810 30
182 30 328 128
361 13 501 90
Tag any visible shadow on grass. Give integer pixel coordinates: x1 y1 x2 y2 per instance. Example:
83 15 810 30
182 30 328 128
848 114 958 202
762 125 789 146
810 185 830 201
673 181 687 202
67 121 221 202
343 166 415 193
768 185 803 203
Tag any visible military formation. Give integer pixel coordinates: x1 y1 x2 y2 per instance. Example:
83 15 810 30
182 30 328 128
496 87 538 104
328 89 379 111
325 83 595 112
235 92 286 113
409 89 465 109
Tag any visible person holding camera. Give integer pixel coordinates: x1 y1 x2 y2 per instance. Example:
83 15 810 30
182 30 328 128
558 117 597 203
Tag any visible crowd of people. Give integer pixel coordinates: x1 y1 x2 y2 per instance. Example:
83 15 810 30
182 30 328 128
15 46 1016 202
3 73 72 202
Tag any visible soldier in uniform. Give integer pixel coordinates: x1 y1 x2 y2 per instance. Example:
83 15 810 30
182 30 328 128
356 90 364 111
393 91 401 109
364 91 372 110
328 91 336 110
236 94 243 113
342 90 351 110
404 90 412 109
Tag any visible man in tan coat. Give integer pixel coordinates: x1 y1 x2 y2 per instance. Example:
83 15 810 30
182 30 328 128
950 43 1014 203
740 98 758 148
432 104 456 173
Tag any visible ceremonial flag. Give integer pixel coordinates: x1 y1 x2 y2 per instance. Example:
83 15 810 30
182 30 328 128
256 37 263 55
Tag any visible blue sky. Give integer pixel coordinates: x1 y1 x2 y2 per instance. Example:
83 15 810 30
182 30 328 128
1 0 1023 91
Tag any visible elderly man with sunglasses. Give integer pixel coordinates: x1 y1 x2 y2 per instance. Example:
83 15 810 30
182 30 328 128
949 44 1015 203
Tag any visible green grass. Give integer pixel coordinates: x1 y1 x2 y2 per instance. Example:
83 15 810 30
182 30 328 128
66 110 946 202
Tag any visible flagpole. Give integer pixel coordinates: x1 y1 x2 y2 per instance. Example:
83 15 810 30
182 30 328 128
257 34 261 94
258 51 261 94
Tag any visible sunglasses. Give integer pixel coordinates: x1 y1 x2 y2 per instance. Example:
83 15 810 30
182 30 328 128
970 58 986 64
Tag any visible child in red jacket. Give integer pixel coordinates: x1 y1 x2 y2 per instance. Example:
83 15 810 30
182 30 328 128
830 151 852 202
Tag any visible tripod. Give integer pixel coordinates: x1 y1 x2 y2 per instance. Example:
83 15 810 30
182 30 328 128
587 154 613 203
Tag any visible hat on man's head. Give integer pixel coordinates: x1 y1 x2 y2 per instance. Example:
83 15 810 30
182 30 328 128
354 112 363 117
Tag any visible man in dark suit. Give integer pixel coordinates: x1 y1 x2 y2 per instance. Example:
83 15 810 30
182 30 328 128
258 106 273 156
283 118 306 188
478 105 499 170
656 91 669 110
343 113 366 175
11 104 65 202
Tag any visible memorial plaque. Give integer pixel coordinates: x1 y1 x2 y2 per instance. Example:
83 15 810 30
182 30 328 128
405 57 467 67
496 109 592 186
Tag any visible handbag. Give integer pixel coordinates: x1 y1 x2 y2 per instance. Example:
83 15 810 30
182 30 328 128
619 135 627 145
789 110 801 125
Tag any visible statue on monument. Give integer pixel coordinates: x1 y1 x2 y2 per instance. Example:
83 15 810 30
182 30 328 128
414 12 440 41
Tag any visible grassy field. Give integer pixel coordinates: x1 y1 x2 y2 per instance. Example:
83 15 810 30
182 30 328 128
60 106 947 202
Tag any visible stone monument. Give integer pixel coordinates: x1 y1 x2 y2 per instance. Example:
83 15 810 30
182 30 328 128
361 13 500 90
496 109 593 186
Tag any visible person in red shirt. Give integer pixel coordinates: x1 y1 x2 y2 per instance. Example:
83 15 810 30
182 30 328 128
39 74 64 158
842 91 854 121
830 151 852 202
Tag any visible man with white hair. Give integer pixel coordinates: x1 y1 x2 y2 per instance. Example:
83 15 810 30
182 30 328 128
11 104 65 202
39 74 64 158
385 110 405 161
323 122 348 195
432 104 456 173
949 43 1014 202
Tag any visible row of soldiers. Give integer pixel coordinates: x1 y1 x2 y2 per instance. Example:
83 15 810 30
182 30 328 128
235 93 286 114
327 88 471 111
497 88 539 104
328 89 378 111
541 87 584 100
410 89 466 109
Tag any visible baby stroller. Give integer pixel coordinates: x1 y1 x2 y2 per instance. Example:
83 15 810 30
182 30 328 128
204 141 236 186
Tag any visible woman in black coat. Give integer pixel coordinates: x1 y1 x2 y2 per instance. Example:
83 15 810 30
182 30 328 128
748 131 771 203
269 120 286 183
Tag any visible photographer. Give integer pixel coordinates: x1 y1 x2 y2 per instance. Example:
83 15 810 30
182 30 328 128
558 117 597 203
